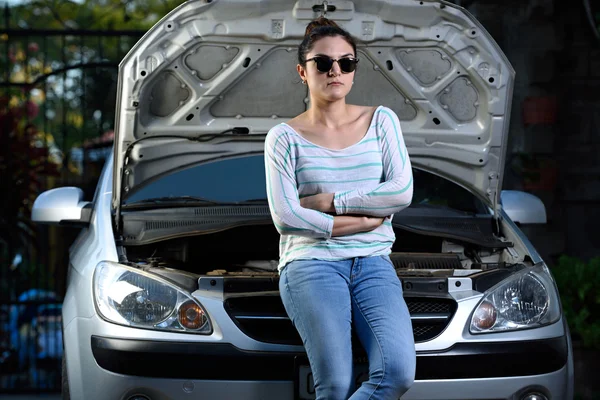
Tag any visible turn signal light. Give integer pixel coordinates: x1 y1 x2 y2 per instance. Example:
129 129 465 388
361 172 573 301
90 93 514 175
178 300 208 330
472 301 497 330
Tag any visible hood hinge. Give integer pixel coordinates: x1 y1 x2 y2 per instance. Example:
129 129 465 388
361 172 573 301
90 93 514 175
488 170 500 219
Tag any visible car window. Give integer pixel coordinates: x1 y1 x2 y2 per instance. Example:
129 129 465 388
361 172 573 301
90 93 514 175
125 155 487 213
411 169 489 213
125 155 268 204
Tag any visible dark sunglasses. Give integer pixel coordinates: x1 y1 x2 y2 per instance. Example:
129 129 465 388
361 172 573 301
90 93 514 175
306 56 359 73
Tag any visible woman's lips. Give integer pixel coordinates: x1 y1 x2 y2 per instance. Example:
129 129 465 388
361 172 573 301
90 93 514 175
328 81 343 86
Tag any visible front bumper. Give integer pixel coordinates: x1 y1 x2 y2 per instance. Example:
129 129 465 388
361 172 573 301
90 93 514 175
82 334 569 400
92 335 567 381
69 369 571 400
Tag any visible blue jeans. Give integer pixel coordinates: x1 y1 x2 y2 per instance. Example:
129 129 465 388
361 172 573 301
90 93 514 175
279 255 416 400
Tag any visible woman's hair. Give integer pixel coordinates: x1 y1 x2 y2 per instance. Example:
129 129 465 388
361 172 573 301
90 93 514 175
298 17 357 65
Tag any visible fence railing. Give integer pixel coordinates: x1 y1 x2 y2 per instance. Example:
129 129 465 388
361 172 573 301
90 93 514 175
1 5 143 391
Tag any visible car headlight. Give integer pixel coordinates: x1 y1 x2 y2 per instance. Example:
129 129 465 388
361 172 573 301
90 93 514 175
470 264 560 333
93 261 211 334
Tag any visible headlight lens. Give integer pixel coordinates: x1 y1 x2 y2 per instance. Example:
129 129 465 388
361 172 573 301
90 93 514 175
93 261 211 333
470 264 560 333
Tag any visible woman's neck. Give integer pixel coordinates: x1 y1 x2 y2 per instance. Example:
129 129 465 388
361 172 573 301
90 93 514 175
306 97 349 129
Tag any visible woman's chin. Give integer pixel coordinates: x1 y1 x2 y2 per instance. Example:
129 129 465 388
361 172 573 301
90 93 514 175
316 89 350 102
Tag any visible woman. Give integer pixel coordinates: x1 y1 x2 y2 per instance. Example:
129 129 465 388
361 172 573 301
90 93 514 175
264 17 416 400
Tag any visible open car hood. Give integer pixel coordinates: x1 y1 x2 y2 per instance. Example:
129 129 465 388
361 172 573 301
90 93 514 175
112 0 515 222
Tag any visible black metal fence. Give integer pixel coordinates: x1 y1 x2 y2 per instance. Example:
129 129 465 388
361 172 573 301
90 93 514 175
0 4 143 392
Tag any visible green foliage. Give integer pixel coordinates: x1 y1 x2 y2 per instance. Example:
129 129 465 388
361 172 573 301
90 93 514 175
0 0 188 149
0 1 173 159
0 0 189 282
551 255 600 349
6 0 187 31
0 90 60 266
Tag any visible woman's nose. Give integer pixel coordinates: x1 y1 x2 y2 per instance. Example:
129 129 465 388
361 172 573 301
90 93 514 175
328 60 342 76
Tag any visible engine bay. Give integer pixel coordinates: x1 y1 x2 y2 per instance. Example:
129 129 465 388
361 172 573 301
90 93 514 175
123 222 517 278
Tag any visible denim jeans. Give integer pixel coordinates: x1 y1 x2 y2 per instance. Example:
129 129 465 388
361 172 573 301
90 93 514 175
279 255 416 400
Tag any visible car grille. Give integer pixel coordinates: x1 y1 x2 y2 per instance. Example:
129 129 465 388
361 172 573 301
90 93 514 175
224 295 456 345
389 252 463 270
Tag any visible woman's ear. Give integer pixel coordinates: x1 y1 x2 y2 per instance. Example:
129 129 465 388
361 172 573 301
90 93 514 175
297 64 307 84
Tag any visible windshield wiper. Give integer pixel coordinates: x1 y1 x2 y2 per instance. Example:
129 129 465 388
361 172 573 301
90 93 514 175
122 196 269 210
411 201 477 215
122 196 224 209
237 198 269 204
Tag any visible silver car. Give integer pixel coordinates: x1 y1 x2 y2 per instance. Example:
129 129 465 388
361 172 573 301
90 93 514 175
31 1 574 399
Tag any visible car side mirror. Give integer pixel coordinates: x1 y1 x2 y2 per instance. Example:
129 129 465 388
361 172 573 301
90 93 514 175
500 190 547 225
31 187 92 227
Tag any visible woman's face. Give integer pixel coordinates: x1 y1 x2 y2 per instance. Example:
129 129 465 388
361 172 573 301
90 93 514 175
298 35 356 102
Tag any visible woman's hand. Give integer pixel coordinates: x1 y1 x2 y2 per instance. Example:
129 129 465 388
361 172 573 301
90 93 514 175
300 193 387 235
300 193 335 213
361 216 385 230
331 215 385 236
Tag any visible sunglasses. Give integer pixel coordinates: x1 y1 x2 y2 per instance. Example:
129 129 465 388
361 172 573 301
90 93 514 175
306 56 359 73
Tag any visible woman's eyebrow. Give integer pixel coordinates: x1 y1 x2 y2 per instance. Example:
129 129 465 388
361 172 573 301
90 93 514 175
313 53 354 58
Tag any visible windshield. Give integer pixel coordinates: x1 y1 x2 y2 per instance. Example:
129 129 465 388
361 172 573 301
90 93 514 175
124 155 488 214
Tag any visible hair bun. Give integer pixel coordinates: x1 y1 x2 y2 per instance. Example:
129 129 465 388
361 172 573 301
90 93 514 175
304 17 341 37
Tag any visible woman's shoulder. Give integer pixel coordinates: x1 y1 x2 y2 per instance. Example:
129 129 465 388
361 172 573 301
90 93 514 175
371 105 401 126
349 104 398 123
284 112 307 129
270 111 310 133
348 104 379 120
367 106 403 140
266 121 299 146
371 105 397 117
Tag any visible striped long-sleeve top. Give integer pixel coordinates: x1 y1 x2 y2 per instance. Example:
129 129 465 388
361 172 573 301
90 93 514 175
264 105 413 271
